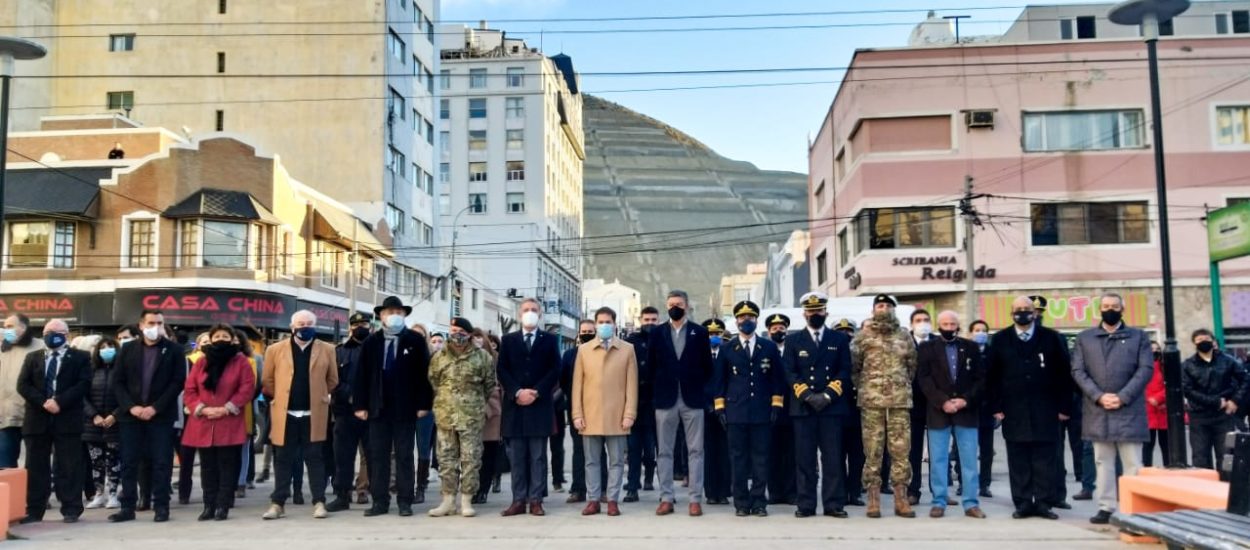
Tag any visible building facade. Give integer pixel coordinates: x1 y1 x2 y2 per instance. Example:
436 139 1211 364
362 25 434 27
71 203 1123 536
436 24 585 341
808 2 1250 360
582 278 642 331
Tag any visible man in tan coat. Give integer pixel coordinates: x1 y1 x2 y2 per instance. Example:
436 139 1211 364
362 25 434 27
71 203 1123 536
261 310 338 520
572 306 638 516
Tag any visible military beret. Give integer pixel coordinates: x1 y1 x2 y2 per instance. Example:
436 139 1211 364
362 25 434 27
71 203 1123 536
732 300 761 318
451 317 474 333
701 318 725 334
873 294 897 307
800 292 829 312
1029 295 1048 310
348 312 373 325
832 318 855 332
766 313 790 329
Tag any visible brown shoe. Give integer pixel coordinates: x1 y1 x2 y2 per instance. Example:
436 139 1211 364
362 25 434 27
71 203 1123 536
566 492 586 504
688 503 703 517
606 501 620 516
965 507 986 519
930 507 945 518
866 487 882 518
501 502 526 517
656 501 674 516
528 502 546 516
894 485 915 518
581 502 600 516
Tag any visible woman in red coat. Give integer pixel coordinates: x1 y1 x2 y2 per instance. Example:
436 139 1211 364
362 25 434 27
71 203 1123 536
1143 342 1170 467
182 324 256 521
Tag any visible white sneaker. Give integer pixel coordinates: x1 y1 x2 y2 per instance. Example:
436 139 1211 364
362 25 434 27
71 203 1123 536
262 503 285 520
313 502 327 519
85 494 108 509
106 495 121 509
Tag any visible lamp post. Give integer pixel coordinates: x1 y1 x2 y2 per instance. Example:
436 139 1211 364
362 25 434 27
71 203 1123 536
0 37 47 283
447 196 481 319
1108 0 1191 468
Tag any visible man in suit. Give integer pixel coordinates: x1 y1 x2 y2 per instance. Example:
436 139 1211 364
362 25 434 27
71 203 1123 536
497 297 561 517
766 313 797 506
623 306 660 502
16 319 91 524
354 296 433 517
713 301 784 517
784 293 854 518
902 309 937 506
917 311 986 519
650 289 715 517
261 310 339 520
109 309 187 523
987 295 1073 520
328 312 372 512
561 319 596 504
702 318 732 506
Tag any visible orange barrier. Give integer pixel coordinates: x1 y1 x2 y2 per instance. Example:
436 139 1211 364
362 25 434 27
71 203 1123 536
1136 467 1220 480
0 483 8 538
0 470 25 523
1118 475 1230 544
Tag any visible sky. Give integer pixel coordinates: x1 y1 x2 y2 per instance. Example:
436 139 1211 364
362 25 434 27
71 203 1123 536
441 0 1103 174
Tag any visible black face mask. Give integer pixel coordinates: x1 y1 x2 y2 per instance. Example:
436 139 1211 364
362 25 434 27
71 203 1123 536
807 315 827 330
204 342 239 363
578 334 595 344
668 306 685 321
1196 341 1215 354
770 331 786 343
639 324 654 334
939 329 958 341
351 326 370 342
1152 351 1162 361
1100 310 1123 327
1012 311 1034 327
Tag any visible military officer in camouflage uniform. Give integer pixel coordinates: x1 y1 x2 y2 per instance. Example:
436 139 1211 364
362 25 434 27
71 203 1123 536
427 317 496 518
852 294 918 518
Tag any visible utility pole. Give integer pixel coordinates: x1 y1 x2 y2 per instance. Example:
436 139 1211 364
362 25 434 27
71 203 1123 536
348 223 359 315
943 15 972 45
0 38 47 284
961 176 978 323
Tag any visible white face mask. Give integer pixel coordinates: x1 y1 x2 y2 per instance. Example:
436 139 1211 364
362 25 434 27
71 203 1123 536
914 322 932 338
521 310 540 329
386 314 406 331
142 326 162 342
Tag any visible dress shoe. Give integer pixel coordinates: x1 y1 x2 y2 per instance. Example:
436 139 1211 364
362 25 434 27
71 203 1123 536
198 506 217 521
326 498 351 512
606 501 620 516
1012 509 1029 519
177 497 190 506
824 509 849 519
688 503 703 517
582 501 601 516
292 493 305 505
153 507 170 522
930 507 945 518
1073 490 1093 501
528 502 545 516
63 515 79 524
907 494 920 506
108 510 136 523
413 492 425 505
236 486 246 499
847 496 866 507
1052 501 1072 510
1090 510 1112 525
752 508 768 517
794 509 815 518
566 492 586 504
623 490 639 503
398 504 413 517
1035 508 1059 520
18 515 43 525
880 486 893 495
979 487 993 498
599 495 609 504
356 492 370 505
643 481 655 491
735 508 749 517
965 507 986 519
363 505 389 517
501 502 527 516
256 471 270 484
214 507 229 521
946 497 959 506
138 501 152 512
553 483 564 493
655 501 675 516
471 493 487 505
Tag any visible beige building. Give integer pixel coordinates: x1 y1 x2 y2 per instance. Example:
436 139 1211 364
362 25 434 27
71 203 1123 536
582 279 642 331
716 263 768 317
1 0 443 317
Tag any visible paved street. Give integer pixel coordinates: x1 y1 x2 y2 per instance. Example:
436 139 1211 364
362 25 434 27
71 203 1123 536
9 434 1135 549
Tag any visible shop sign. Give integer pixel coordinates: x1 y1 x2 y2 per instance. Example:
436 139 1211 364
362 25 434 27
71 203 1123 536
298 300 350 335
1208 202 1250 262
115 289 296 329
979 292 1150 330
0 293 113 325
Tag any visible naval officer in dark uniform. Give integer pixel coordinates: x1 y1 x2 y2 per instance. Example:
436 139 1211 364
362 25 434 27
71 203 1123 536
765 313 797 505
833 318 866 507
701 319 732 506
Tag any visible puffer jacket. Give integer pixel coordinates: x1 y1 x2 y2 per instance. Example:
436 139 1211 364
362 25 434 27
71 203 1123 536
83 360 121 443
0 339 45 429
851 314 918 409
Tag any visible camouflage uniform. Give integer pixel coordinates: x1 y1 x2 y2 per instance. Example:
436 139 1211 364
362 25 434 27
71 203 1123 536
851 313 918 489
429 346 496 495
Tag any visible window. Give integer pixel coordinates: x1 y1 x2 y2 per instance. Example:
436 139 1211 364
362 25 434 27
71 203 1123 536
469 130 487 151
439 131 450 155
386 204 405 235
425 16 434 43
218 0 227 14
469 162 487 182
506 97 524 118
853 207 956 251
1031 201 1149 246
468 98 487 118
1234 11 1250 34
1216 105 1250 146
413 109 420 132
411 163 420 187
215 110 224 131
388 29 405 60
816 250 828 285
469 193 487 214
424 170 434 194
440 69 451 90
7 221 74 268
123 218 156 268
507 192 525 213
404 268 418 294
506 160 525 181
425 120 434 144
109 34 134 52
250 224 267 271
1023 110 1144 152
387 147 406 177
421 223 433 245
469 68 487 89
472 288 480 309
507 67 524 87
1061 15 1097 39
837 228 850 267
507 129 524 150
319 243 342 289
439 99 449 119
201 220 247 268
179 220 199 267
217 51 225 73
425 68 434 94
107 91 134 110
51 222 74 268
390 87 405 120
439 163 450 183
375 264 391 292
277 229 292 276
814 180 826 210
439 194 450 216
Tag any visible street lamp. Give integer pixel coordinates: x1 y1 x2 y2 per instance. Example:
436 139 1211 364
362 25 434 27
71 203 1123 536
447 195 481 319
0 37 47 283
1108 0 1190 468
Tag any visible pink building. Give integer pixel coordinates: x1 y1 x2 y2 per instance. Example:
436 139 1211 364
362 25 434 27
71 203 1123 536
809 5 1250 357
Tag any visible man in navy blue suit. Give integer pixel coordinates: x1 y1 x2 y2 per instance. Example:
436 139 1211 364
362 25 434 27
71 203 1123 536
649 289 715 517
497 298 561 517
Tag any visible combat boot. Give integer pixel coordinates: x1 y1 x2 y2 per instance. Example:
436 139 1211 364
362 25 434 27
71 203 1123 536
428 493 457 517
893 485 915 518
460 494 477 517
866 487 882 518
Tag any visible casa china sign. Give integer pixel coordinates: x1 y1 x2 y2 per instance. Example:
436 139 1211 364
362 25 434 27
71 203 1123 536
115 289 296 328
0 294 113 324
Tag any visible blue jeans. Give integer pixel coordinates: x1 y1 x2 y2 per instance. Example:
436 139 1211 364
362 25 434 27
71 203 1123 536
928 426 980 510
416 414 435 461
0 427 22 468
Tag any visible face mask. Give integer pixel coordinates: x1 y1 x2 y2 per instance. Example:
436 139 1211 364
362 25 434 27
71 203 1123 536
807 314 826 330
119 336 134 346
668 306 685 322
709 335 722 347
431 342 445 354
1152 351 1162 361
939 329 957 341
386 314 406 332
2 329 16 344
142 326 162 342
1196 341 1215 354
639 324 654 334
597 323 615 341
521 311 540 329
99 347 117 363
972 332 989 345
738 319 757 336
578 333 595 344
294 326 317 342
44 332 67 349
449 332 470 346
351 326 370 342
1012 311 1034 327
1100 310 1123 327
914 322 932 338
472 337 485 349
770 331 786 344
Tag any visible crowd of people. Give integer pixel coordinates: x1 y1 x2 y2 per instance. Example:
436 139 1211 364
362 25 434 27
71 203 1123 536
2 290 1248 526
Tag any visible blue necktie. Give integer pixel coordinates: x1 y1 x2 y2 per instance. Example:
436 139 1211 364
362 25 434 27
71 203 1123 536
384 340 396 373
526 333 534 351
45 351 60 396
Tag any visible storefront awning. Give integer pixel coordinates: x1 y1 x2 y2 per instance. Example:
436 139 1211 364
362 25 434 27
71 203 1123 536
310 202 392 258
164 188 281 225
2 167 105 220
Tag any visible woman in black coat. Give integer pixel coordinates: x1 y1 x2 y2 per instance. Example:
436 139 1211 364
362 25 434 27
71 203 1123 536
83 337 122 510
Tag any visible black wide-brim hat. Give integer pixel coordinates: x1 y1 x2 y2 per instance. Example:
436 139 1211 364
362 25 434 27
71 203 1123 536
374 295 413 317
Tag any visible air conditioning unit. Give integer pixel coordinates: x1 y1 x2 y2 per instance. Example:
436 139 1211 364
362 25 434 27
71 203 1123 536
965 109 996 129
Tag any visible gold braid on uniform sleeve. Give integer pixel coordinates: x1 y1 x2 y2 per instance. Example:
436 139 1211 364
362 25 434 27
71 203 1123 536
713 398 726 411
827 380 843 396
793 383 811 400
771 395 783 407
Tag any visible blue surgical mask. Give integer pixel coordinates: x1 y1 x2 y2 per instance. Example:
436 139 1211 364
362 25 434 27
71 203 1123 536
2 329 17 344
972 332 988 346
596 323 614 341
710 335 722 347
44 332 67 349
386 314 406 332
99 347 117 363
295 326 317 342
738 319 757 336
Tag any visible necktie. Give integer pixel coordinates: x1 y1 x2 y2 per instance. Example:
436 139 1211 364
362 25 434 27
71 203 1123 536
525 333 534 352
745 340 752 360
812 330 820 343
1019 331 1029 342
384 340 395 373
45 351 60 396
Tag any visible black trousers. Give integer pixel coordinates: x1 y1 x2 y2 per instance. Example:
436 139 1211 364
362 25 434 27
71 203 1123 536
177 443 197 502
271 415 327 505
332 413 369 497
119 421 174 510
550 410 567 486
768 418 797 504
625 406 657 491
199 445 242 509
727 423 770 511
979 421 996 489
1006 440 1058 512
1053 412 1083 503
704 411 732 501
1190 417 1236 470
367 416 416 507
567 407 586 494
478 440 502 497
506 436 548 503
794 415 846 513
1143 429 1169 468
25 432 84 519
908 408 925 498
842 415 865 499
